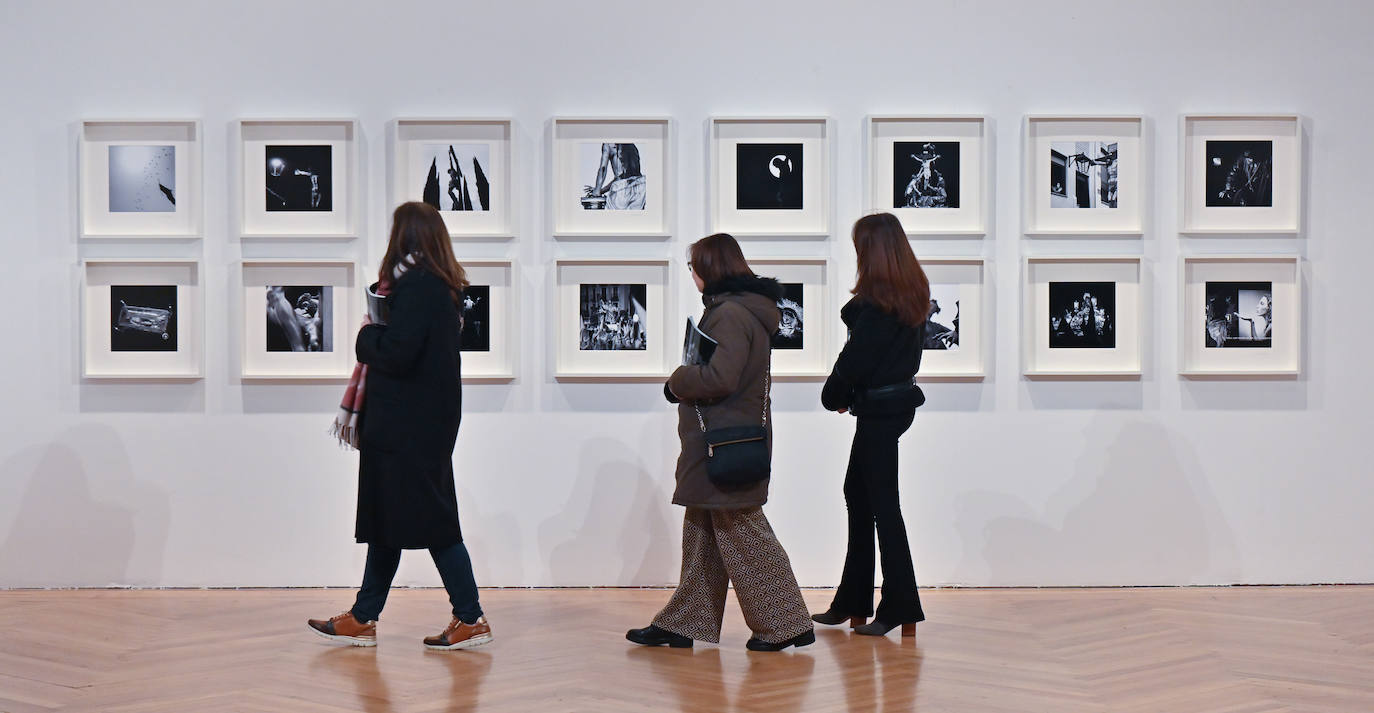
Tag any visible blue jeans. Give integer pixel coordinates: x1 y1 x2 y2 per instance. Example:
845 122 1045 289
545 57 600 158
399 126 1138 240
350 542 483 624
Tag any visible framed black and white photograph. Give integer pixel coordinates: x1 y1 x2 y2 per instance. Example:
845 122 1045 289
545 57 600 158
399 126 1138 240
1181 115 1300 234
555 259 670 379
237 119 357 238
867 116 987 236
80 120 201 237
393 119 514 238
454 260 516 380
83 259 203 379
711 117 829 237
747 258 831 377
265 286 332 352
551 118 670 237
918 258 986 379
1023 116 1143 235
735 143 803 210
240 260 356 380
264 145 332 212
1180 255 1300 377
578 284 648 351
1023 256 1142 378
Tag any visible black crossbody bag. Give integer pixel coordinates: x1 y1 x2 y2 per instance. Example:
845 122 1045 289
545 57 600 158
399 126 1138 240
693 366 771 488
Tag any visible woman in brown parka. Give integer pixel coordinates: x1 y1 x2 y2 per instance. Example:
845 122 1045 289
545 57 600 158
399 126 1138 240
626 233 815 652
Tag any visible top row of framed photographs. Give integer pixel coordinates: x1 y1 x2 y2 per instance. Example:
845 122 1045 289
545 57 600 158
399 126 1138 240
77 114 1302 239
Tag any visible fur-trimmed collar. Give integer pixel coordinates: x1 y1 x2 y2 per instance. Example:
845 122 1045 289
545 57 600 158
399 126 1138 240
702 274 783 300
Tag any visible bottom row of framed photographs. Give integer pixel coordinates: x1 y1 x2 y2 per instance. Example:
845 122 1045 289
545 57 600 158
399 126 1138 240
80 254 1302 381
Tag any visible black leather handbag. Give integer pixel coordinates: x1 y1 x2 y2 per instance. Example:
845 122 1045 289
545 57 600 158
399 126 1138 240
694 367 771 488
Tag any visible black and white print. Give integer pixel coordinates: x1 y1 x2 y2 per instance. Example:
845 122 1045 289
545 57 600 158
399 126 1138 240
459 285 490 352
579 284 647 351
579 142 646 210
1048 281 1115 349
110 285 177 352
1050 142 1118 209
894 141 959 209
736 143 803 210
772 283 804 350
420 143 490 212
923 283 960 350
108 145 175 212
266 286 332 352
1205 281 1273 348
1206 140 1273 207
265 145 332 211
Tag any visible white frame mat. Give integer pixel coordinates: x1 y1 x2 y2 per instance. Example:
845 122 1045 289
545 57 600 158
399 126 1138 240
1179 255 1301 377
1023 256 1143 378
1022 116 1144 236
392 118 514 239
550 117 672 238
80 120 202 238
747 258 832 378
867 116 988 236
918 257 987 380
82 259 203 379
236 119 359 238
456 259 517 382
239 259 357 380
710 117 830 237
1179 114 1301 234
554 259 671 380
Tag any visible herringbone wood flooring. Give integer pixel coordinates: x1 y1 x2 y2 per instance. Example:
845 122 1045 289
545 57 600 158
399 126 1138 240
0 587 1370 712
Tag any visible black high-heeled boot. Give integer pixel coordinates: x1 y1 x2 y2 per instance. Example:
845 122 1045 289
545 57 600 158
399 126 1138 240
811 609 869 627
626 624 693 648
853 619 917 637
746 628 816 651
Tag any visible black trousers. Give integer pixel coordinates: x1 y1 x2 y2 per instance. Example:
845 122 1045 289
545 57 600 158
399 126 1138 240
350 541 483 624
829 409 925 624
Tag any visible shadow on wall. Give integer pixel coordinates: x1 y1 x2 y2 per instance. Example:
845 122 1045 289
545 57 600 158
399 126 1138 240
0 424 170 587
536 437 675 586
950 418 1241 586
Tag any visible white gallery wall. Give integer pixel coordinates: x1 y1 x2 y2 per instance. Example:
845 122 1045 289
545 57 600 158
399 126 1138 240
1 0 1371 589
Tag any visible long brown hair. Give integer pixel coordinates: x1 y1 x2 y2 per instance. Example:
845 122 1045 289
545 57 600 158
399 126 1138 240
380 201 469 304
851 212 930 327
688 233 754 285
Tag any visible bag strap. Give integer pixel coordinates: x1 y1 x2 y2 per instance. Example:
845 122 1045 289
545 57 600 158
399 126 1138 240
695 363 769 433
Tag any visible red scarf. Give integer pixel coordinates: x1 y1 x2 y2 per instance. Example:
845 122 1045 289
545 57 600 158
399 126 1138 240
330 254 415 449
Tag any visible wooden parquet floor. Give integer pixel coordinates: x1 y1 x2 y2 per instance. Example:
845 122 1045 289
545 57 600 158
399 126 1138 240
0 587 1371 712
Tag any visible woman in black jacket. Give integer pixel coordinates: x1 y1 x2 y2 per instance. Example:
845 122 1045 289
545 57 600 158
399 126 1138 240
812 212 930 637
308 202 491 651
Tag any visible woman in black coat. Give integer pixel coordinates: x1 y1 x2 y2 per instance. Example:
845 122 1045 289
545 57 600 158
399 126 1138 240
812 212 930 637
308 202 492 651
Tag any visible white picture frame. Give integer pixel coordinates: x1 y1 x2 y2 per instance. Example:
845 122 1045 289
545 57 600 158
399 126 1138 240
917 257 987 380
550 117 673 238
553 259 672 380
746 257 832 379
391 118 514 239
1179 114 1301 234
235 119 359 239
1179 255 1301 377
1022 116 1144 236
866 115 988 236
1023 256 1143 378
239 259 358 380
82 258 203 380
79 119 202 238
456 259 517 382
710 117 830 237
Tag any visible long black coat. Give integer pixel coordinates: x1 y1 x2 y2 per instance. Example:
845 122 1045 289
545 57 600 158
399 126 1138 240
821 297 925 416
354 268 464 549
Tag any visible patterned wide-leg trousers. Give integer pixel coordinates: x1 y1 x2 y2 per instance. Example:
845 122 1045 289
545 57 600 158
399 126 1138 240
652 506 813 644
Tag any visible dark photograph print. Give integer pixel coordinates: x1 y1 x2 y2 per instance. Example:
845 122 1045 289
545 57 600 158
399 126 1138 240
894 141 959 209
736 142 803 210
110 285 177 352
773 283 804 350
1048 281 1116 349
421 143 491 212
266 286 332 352
1205 281 1273 348
580 142 646 210
460 285 491 352
1050 141 1118 209
108 145 175 212
923 283 960 350
265 145 332 211
579 283 647 351
1206 140 1273 207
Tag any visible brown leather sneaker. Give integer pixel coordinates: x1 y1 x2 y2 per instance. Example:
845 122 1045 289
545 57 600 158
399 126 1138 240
307 611 377 647
423 616 493 651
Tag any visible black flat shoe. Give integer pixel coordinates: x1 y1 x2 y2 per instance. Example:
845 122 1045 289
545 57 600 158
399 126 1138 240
853 620 917 637
746 629 816 651
811 609 869 627
626 624 693 648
